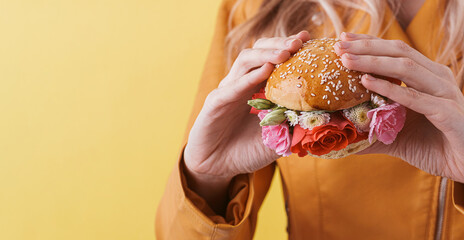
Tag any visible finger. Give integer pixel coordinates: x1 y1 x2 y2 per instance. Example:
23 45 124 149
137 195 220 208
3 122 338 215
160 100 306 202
334 39 449 78
361 74 458 134
289 30 311 39
227 48 290 81
253 37 301 51
220 63 275 105
253 31 310 51
360 74 438 116
339 32 379 41
340 53 453 98
223 31 310 87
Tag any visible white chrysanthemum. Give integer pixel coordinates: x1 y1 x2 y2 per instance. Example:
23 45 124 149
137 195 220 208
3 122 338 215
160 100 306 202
342 102 372 132
298 111 330 130
371 94 387 108
284 110 299 126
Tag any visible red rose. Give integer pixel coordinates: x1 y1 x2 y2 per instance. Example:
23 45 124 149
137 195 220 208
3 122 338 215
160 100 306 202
291 112 367 157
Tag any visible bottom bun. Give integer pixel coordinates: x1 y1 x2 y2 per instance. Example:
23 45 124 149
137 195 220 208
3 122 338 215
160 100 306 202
306 137 376 159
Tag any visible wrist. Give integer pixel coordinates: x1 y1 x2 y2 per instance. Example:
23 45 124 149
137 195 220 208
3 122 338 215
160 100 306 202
183 161 235 186
182 156 234 215
183 145 236 183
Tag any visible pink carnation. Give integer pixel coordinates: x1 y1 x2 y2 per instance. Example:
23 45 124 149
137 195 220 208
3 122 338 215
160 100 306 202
258 110 292 157
367 102 406 144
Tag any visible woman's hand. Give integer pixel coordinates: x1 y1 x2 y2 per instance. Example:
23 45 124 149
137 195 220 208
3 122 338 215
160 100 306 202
184 31 311 182
334 32 464 183
184 31 310 215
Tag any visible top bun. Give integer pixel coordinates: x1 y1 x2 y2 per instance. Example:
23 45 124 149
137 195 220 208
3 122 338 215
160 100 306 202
265 38 370 111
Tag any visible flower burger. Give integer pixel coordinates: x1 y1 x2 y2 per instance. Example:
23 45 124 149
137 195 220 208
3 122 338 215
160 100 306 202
248 38 407 159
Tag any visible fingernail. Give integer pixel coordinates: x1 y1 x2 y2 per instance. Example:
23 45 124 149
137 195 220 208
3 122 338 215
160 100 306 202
286 38 295 46
336 41 350 49
274 50 282 55
344 32 356 38
341 32 347 39
364 74 377 81
344 53 359 60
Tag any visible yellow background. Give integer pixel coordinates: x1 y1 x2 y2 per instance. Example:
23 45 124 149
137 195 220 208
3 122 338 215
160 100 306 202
0 0 287 239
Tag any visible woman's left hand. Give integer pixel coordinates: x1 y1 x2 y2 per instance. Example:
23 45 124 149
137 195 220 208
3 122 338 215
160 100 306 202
334 32 464 183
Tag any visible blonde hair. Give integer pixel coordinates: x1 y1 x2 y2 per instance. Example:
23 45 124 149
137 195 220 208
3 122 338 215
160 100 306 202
225 0 464 87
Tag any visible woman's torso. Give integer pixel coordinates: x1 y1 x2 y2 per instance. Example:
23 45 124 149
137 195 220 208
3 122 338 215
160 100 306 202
232 0 464 239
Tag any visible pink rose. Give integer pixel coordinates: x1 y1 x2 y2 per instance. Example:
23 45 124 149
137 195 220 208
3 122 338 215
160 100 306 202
367 102 407 144
258 110 292 157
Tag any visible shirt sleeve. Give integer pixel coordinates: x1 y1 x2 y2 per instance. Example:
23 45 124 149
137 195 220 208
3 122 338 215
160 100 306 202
155 147 275 239
155 0 276 239
452 181 464 214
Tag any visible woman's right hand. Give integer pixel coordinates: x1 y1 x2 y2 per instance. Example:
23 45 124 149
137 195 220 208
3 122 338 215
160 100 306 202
184 31 310 184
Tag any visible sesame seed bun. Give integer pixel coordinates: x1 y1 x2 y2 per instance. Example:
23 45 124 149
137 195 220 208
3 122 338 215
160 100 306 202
265 38 370 111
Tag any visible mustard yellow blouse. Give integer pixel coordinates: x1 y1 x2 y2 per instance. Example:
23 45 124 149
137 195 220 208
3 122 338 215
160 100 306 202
156 0 464 239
